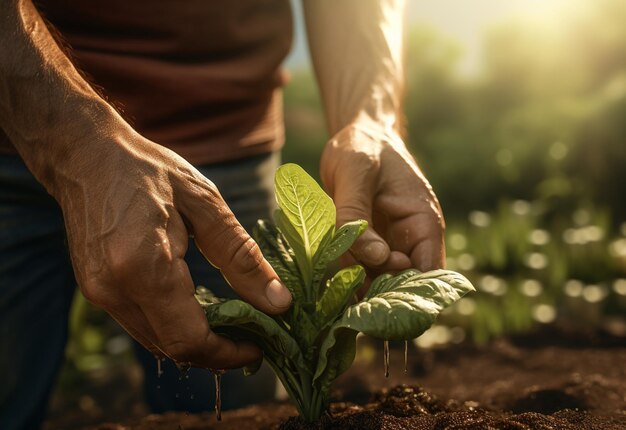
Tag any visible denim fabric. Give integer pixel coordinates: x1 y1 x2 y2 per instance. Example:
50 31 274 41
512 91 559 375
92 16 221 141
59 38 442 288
0 152 280 430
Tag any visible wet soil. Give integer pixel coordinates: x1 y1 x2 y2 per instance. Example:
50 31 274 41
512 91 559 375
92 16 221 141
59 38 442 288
67 327 626 430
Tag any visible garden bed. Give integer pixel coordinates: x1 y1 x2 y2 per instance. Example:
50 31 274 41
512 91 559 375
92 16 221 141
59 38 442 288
73 326 626 430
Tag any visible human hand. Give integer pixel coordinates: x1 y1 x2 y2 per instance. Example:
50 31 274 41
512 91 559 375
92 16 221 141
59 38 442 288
320 121 445 277
51 129 292 369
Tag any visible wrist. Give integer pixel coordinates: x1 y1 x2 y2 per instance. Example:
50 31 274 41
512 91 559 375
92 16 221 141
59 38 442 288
11 96 134 197
326 113 406 154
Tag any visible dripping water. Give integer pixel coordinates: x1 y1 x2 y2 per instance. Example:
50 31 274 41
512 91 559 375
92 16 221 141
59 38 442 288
404 340 408 374
383 340 390 378
211 369 225 421
156 357 163 378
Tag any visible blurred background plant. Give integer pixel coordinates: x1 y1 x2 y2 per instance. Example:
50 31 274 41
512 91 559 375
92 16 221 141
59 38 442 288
47 0 626 425
282 0 626 346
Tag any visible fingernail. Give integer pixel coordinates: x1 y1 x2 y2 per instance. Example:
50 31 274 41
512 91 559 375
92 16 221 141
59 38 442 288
266 279 292 308
363 241 388 265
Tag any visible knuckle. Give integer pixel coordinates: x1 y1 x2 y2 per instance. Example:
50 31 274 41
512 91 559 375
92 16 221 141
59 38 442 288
194 178 222 203
81 280 109 307
224 236 264 276
336 204 370 223
105 245 172 285
105 247 141 279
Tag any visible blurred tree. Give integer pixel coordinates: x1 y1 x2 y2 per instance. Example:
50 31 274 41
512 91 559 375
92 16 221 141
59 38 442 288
397 0 626 221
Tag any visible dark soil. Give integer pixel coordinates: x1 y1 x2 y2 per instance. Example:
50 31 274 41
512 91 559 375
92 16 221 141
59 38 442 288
70 327 626 430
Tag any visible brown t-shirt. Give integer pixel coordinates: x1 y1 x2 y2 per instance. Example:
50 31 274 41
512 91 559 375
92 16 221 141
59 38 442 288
0 0 293 164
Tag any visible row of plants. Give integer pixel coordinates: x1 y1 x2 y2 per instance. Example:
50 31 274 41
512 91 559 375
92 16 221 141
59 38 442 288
431 200 625 344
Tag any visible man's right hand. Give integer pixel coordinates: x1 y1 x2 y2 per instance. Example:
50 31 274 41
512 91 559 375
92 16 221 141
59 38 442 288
55 129 292 369
1 0 293 369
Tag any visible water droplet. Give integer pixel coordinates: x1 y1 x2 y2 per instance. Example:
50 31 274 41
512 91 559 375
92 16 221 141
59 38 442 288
383 340 390 378
175 393 180 399
190 394 194 400
156 356 163 378
404 340 408 374
156 385 161 390
211 369 225 421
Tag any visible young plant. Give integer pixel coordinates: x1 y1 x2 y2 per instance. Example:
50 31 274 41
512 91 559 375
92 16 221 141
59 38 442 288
195 163 475 422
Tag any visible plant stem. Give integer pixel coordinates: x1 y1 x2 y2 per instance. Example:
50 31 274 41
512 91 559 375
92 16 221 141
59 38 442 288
265 358 306 415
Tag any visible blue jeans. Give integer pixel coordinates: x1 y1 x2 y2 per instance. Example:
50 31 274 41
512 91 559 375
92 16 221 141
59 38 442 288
0 152 280 430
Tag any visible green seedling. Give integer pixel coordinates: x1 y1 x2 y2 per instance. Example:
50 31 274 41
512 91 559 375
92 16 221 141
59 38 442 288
196 163 474 422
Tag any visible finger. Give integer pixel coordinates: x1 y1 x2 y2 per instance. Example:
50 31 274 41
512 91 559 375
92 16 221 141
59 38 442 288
400 213 445 271
139 257 262 369
411 237 446 272
330 166 390 267
81 280 164 358
105 305 164 359
180 181 292 315
385 251 412 271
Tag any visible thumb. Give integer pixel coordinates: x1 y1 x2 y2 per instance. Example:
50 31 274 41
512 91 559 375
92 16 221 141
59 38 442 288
332 172 390 267
183 191 292 315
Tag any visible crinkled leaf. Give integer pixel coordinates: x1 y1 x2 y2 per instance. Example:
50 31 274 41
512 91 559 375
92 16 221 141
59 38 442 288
197 295 306 371
314 269 475 392
338 269 474 340
253 219 303 303
315 266 365 328
312 220 368 293
365 273 394 299
274 164 336 287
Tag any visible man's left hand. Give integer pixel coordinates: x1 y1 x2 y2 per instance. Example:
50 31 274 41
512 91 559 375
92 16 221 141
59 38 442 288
320 121 445 277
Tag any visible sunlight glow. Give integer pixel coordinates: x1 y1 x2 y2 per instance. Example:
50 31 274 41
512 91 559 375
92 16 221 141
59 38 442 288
409 0 581 76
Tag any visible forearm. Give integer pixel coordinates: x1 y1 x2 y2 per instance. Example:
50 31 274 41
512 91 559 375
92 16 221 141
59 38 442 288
303 0 405 136
0 0 129 192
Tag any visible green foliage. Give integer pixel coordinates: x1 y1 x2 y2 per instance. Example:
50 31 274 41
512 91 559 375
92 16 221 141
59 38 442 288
197 164 474 422
439 200 626 345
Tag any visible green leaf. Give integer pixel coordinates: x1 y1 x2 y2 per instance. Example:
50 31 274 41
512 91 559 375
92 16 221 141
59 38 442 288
274 208 312 291
315 266 366 328
197 295 306 371
312 220 368 293
346 269 475 340
274 164 336 288
365 273 394 299
290 304 319 360
253 219 304 303
311 327 357 406
313 269 474 392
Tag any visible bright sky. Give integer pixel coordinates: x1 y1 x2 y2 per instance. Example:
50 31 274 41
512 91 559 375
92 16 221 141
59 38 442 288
408 0 575 75
286 0 577 75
